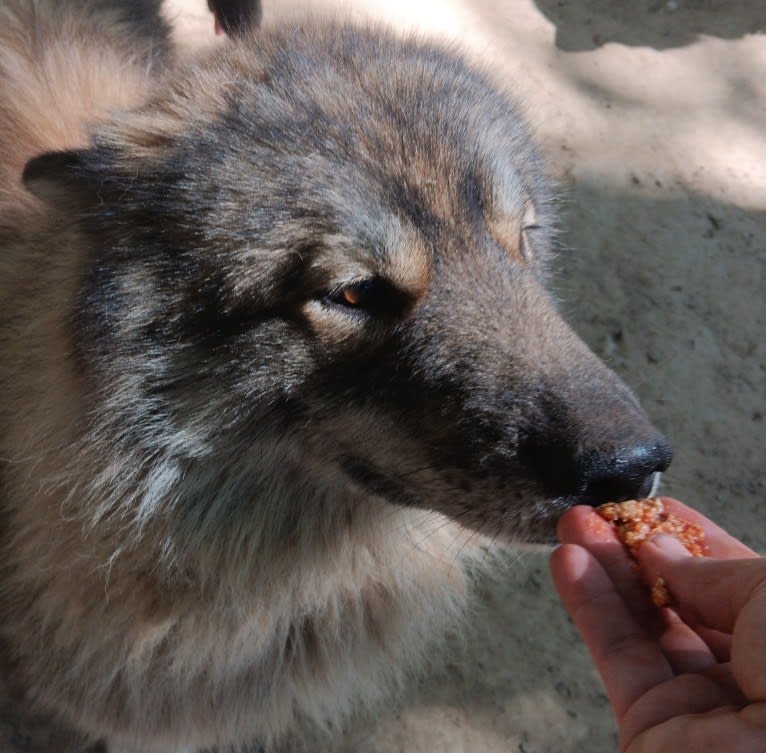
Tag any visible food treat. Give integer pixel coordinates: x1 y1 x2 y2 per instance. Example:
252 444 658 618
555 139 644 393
596 498 707 606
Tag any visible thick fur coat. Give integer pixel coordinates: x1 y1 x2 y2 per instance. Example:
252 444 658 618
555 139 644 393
0 3 671 751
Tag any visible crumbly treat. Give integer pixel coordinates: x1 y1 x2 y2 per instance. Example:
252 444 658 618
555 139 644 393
650 576 671 608
596 498 707 606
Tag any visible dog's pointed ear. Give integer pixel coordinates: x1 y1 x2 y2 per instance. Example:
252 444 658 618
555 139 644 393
207 0 262 36
22 149 97 209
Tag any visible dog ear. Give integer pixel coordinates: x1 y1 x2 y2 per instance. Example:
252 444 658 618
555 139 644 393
207 0 262 36
22 149 99 210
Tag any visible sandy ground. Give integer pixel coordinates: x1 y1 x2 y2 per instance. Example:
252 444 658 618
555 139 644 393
2 1 765 752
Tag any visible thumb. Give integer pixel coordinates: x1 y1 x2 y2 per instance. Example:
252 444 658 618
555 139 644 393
636 534 766 634
637 534 766 702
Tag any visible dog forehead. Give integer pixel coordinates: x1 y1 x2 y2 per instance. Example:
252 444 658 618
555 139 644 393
218 29 529 168
97 25 543 285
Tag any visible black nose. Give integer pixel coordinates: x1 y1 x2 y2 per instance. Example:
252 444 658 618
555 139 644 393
520 435 673 506
574 439 673 506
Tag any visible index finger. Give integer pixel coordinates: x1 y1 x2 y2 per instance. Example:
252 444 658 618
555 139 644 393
550 543 675 720
557 505 665 634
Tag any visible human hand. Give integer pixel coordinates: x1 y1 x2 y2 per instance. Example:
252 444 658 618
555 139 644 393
550 498 766 752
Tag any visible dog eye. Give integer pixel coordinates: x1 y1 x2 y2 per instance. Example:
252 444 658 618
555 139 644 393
338 282 371 307
328 280 380 310
326 278 407 317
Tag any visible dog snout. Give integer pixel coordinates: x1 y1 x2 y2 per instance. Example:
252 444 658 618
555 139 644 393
519 424 673 506
572 436 673 506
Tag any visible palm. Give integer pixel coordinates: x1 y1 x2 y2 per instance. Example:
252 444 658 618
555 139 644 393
623 670 757 752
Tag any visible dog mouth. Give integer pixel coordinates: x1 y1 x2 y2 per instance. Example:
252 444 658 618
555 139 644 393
338 456 666 544
337 455 574 541
566 470 662 508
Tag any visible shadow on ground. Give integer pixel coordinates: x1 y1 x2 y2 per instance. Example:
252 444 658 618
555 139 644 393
554 178 765 548
530 0 766 51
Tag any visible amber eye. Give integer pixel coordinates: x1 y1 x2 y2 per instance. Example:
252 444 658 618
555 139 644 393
326 278 408 318
329 280 378 310
339 283 367 306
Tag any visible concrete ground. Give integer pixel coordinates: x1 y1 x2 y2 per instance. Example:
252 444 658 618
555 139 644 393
2 1 765 752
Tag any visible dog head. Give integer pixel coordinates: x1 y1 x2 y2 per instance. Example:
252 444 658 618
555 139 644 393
24 25 670 546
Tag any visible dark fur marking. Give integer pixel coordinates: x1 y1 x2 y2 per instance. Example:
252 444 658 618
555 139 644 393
338 456 419 508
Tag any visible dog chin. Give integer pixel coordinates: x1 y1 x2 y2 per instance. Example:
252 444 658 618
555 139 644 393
517 475 666 546
501 494 585 545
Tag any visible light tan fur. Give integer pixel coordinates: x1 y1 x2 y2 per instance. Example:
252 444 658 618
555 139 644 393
0 1 161 206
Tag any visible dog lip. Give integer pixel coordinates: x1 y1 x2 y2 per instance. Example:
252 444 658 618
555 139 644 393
571 469 662 509
544 494 591 518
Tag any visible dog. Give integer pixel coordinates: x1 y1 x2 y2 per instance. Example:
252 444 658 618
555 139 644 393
0 2 672 751
207 0 262 35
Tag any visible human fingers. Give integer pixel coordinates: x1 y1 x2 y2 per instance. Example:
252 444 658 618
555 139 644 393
734 586 766 700
557 506 665 634
638 535 766 701
658 497 759 559
621 669 748 753
557 506 719 672
694 625 732 662
637 535 766 635
628 700 766 753
550 544 675 720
